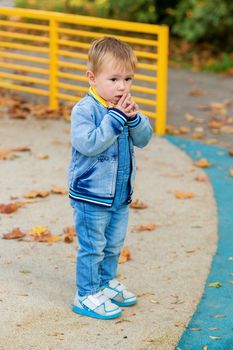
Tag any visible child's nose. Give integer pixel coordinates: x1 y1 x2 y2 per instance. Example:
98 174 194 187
117 81 125 90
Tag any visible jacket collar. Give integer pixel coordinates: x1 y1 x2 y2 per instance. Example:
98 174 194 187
88 87 108 108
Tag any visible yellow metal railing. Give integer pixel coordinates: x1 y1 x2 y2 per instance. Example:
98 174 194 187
0 7 168 134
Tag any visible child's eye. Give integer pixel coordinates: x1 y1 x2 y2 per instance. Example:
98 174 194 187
110 78 117 82
125 77 132 82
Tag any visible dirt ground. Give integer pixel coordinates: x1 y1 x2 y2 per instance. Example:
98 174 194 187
0 116 217 350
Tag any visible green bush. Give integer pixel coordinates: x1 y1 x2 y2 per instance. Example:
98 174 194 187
173 0 233 48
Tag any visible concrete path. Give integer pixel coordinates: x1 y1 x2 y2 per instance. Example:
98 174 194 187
0 117 217 350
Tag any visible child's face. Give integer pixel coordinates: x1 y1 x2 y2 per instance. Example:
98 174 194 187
87 56 134 105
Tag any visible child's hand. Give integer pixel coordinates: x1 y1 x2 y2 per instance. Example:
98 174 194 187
108 93 139 118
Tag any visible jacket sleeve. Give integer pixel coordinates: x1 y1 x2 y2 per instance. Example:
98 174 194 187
127 113 153 148
71 104 129 157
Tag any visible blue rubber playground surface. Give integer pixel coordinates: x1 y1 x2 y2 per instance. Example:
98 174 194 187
167 136 233 350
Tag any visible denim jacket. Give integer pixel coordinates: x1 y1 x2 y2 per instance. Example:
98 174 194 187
68 93 153 207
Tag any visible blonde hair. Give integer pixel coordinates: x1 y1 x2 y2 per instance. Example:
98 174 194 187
87 36 137 74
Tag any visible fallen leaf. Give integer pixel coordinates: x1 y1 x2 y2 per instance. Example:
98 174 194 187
29 225 49 237
0 149 15 160
191 132 205 139
185 113 195 122
229 168 233 177
51 186 67 195
137 224 159 231
37 153 49 160
2 228 25 239
195 175 208 182
189 88 205 96
63 225 75 243
209 336 221 340
174 191 195 199
212 314 225 318
190 328 201 331
229 150 233 156
193 158 211 168
0 202 24 214
119 247 131 264
208 328 219 331
47 331 64 337
23 190 50 198
208 282 222 288
130 199 148 209
150 299 159 304
12 146 31 152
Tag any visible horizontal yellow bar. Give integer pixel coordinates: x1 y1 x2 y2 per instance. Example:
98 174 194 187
59 50 87 60
0 52 49 64
137 62 157 71
57 71 87 82
0 81 49 95
58 27 157 47
0 30 49 42
0 8 164 34
134 74 157 83
140 110 156 119
0 72 49 85
134 96 157 107
0 41 49 53
59 39 89 50
57 92 82 102
0 61 49 74
134 50 157 60
131 85 156 95
58 82 87 92
0 19 49 31
58 61 86 71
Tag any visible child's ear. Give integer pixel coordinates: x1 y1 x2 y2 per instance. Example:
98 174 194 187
86 70 96 85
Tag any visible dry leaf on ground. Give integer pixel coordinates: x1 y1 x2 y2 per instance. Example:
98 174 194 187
2 228 26 240
137 224 159 231
119 247 131 263
130 199 148 209
193 158 211 168
229 168 233 177
195 175 208 182
23 190 50 198
37 153 49 160
0 202 24 214
51 186 68 195
63 225 76 243
174 191 195 199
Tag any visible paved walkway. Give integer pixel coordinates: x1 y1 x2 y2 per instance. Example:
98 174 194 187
0 117 217 350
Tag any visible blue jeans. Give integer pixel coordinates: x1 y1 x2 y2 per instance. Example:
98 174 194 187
72 126 131 296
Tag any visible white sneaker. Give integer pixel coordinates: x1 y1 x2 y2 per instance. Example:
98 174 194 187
72 290 122 320
102 279 137 307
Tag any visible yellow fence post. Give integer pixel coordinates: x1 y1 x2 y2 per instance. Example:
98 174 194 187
49 18 59 109
156 25 169 135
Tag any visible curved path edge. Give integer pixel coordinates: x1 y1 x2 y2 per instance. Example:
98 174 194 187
167 136 233 350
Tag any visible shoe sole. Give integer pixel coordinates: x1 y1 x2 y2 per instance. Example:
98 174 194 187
72 305 122 320
111 299 137 307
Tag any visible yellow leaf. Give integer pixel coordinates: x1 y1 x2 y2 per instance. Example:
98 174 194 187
229 168 233 177
23 190 50 198
193 158 211 168
29 225 48 236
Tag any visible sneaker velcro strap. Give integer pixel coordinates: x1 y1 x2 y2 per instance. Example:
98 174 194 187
82 293 108 310
109 279 126 292
102 287 119 299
